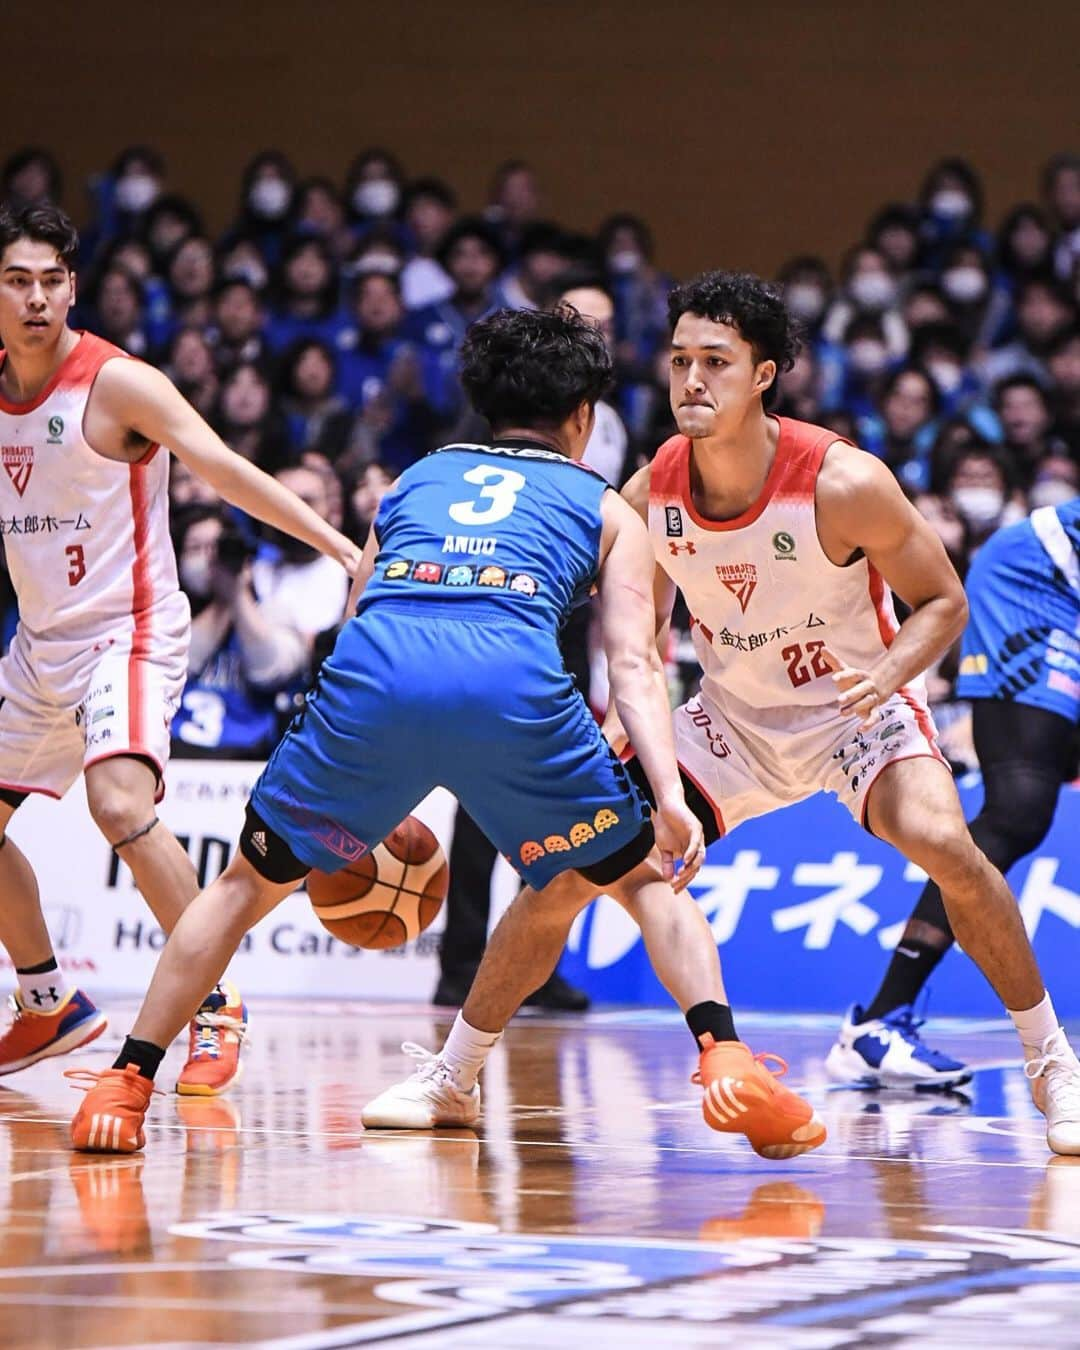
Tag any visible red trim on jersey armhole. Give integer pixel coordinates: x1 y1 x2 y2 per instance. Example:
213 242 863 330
867 564 901 646
127 463 156 748
134 441 160 466
772 419 847 504
0 778 62 801
669 417 796 533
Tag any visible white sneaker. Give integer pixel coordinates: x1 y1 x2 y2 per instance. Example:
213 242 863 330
361 1042 481 1129
1026 1028 1080 1156
825 1004 972 1090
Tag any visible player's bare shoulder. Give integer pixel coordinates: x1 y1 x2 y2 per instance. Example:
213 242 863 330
620 460 652 523
83 355 176 462
815 439 912 560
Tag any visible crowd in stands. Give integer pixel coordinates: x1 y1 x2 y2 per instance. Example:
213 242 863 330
2 145 1079 764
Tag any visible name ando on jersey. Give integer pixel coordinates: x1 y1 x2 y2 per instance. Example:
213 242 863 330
442 533 498 555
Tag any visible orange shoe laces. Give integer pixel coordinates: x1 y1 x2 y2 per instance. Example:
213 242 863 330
691 1050 790 1086
64 1068 163 1097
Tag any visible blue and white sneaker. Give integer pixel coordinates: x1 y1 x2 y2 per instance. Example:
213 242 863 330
825 1004 973 1090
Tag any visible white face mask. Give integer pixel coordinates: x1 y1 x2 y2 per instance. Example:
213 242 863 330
249 177 291 220
355 251 401 275
225 258 268 290
179 556 213 597
952 485 1003 526
926 360 964 395
1029 480 1079 511
848 339 889 375
353 180 400 217
609 249 642 274
115 173 159 214
786 283 826 322
942 266 988 304
931 189 973 221
849 273 897 311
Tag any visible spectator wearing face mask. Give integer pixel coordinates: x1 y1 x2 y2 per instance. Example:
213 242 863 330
1047 325 1080 452
1044 153 1080 284
939 241 999 353
277 339 353 460
171 505 283 759
833 313 896 420
225 151 297 267
217 234 272 294
597 213 671 434
978 277 1076 388
917 157 992 270
777 255 833 341
910 322 991 427
344 149 407 247
820 245 906 408
399 177 457 309
941 442 1025 555
859 366 941 492
265 235 348 353
1028 451 1080 511
82 145 165 264
993 376 1069 485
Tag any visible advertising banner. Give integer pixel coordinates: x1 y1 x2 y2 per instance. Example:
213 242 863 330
9 765 1080 1016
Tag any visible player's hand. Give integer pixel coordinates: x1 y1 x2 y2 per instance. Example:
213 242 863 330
652 796 705 893
820 647 883 729
333 535 364 579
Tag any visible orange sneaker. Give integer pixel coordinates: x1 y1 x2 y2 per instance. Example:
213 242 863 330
0 989 107 1076
68 1065 157 1154
176 981 248 1096
693 1039 826 1159
699 1181 826 1241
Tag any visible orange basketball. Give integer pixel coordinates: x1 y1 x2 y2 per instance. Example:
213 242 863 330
306 815 448 950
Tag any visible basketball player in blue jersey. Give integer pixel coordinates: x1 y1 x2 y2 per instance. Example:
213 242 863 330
831 499 1080 1087
71 307 825 1160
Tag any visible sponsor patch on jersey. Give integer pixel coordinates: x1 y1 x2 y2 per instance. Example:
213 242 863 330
47 416 64 444
772 530 796 559
665 506 683 537
668 541 696 556
716 562 758 613
2 444 34 497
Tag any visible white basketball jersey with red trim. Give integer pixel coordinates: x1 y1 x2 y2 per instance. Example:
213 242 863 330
0 332 186 662
648 417 931 740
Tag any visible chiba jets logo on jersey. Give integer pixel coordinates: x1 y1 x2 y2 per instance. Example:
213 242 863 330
716 562 757 613
2 445 33 497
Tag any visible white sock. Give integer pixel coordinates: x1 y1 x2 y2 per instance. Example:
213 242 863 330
1008 991 1062 1060
16 959 71 1013
441 1012 501 1090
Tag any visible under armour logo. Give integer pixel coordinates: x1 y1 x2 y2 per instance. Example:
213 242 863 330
668 541 697 556
30 987 58 1006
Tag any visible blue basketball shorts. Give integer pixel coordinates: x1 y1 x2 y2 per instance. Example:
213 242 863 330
246 604 653 889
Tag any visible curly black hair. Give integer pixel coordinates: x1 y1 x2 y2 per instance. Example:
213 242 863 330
668 270 800 373
0 202 79 268
460 305 613 431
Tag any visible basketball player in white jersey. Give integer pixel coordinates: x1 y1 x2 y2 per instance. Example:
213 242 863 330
365 270 1080 1159
609 270 1079 1154
0 203 360 1092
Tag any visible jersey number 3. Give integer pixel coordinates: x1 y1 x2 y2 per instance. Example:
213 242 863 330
448 466 527 526
66 544 86 587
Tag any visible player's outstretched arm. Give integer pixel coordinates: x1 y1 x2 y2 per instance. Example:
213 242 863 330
597 490 704 888
93 359 362 578
600 464 677 753
817 443 969 724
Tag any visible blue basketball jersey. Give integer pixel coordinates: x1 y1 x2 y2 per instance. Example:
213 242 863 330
358 441 610 633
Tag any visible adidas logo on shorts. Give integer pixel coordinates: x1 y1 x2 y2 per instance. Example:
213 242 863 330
251 830 267 856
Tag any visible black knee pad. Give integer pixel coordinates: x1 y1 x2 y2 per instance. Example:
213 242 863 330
972 760 1062 869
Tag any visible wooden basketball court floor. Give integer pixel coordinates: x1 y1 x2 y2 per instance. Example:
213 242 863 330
3 1001 1080 1349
